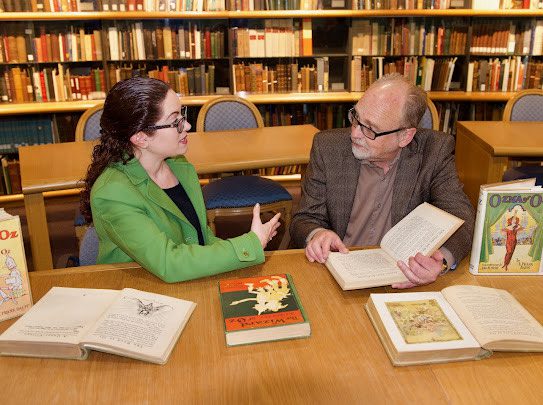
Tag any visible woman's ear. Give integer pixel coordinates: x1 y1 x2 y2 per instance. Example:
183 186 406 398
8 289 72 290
130 132 148 148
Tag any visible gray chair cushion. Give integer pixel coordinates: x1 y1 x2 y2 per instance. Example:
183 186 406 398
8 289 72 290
79 226 99 266
84 110 103 140
511 95 543 121
204 101 258 131
418 106 433 129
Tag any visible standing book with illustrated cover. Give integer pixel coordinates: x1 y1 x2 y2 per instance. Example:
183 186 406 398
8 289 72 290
218 274 310 346
0 287 196 364
365 285 543 366
469 179 543 275
325 203 464 290
0 209 32 322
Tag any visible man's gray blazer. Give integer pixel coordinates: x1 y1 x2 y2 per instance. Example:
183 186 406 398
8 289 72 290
290 127 475 264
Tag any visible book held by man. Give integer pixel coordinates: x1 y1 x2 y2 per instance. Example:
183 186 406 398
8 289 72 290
0 209 32 322
365 285 543 366
0 287 196 364
219 274 310 346
325 202 464 290
469 179 543 275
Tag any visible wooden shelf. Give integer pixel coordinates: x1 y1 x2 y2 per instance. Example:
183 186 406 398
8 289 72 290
0 91 520 115
2 9 543 21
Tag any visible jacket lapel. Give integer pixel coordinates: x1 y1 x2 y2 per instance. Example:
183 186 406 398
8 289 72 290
391 137 421 225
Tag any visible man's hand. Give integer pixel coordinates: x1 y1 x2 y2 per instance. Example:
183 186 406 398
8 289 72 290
305 229 349 263
392 250 444 289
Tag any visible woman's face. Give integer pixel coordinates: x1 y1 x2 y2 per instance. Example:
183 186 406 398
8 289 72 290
145 89 191 159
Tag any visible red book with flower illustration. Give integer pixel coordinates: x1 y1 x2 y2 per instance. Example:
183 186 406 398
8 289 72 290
218 274 310 346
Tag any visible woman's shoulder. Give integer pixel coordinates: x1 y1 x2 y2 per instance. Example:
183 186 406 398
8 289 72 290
91 163 139 200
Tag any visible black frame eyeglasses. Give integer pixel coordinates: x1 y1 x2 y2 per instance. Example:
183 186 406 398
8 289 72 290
348 107 409 140
144 106 188 134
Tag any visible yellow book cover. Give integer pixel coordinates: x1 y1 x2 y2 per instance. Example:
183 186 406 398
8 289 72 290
0 209 32 322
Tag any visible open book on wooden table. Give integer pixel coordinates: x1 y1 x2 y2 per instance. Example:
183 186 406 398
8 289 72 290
366 285 543 366
325 202 464 290
0 287 196 365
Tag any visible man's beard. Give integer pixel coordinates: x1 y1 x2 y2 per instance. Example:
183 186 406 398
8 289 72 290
351 140 369 160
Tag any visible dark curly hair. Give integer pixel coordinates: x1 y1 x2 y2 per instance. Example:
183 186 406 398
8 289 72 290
80 77 170 223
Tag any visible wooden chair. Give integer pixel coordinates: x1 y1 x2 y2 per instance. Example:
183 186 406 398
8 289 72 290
502 89 543 186
418 98 440 130
196 96 292 249
75 104 103 142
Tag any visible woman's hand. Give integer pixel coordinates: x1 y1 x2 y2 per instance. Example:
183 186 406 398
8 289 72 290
250 203 281 248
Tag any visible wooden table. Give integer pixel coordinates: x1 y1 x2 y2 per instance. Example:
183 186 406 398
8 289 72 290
19 124 318 271
455 121 543 207
1 249 542 404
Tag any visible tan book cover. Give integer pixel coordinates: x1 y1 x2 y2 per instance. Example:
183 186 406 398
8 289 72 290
0 209 32 323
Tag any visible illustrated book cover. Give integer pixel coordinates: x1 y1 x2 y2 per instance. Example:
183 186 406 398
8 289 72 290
325 202 464 290
365 285 543 366
0 287 196 364
0 209 32 322
469 179 543 275
218 274 310 346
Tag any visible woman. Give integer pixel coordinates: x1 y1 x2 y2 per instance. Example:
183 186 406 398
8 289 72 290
80 77 280 282
501 215 523 271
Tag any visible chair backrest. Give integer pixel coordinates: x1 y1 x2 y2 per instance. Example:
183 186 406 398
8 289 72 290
418 98 439 130
75 104 104 141
196 96 264 132
503 89 543 122
79 226 99 266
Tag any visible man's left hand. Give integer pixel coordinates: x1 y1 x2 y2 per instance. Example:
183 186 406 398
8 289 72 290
392 250 444 289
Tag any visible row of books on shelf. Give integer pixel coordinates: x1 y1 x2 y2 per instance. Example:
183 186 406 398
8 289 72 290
470 20 536 55
352 0 460 9
0 0 227 12
0 157 22 194
1 62 217 103
0 116 54 154
231 19 312 58
1 22 226 64
232 58 329 93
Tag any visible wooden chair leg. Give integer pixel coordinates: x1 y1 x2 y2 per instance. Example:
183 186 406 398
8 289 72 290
207 210 217 234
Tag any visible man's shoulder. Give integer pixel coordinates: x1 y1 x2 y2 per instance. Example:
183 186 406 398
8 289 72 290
314 127 351 150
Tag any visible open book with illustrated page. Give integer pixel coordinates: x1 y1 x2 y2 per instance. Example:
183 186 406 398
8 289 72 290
325 202 464 290
469 178 543 275
0 287 196 364
219 274 310 346
366 285 543 366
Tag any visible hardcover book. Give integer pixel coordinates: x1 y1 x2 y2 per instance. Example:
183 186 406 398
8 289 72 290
0 209 32 322
325 203 464 290
219 274 310 346
0 287 196 364
469 179 543 275
366 285 543 366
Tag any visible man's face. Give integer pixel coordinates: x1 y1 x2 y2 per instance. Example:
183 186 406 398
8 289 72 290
350 84 407 162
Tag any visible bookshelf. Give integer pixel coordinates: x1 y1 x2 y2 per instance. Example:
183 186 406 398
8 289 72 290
1 4 543 194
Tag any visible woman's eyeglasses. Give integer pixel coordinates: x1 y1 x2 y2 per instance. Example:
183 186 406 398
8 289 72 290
144 106 188 134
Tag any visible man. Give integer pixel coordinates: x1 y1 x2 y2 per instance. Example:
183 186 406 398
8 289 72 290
290 73 475 289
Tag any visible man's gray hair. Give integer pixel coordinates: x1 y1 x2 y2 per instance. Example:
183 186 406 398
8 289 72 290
367 73 428 128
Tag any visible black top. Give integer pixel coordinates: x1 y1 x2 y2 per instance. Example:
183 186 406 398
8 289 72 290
163 183 205 246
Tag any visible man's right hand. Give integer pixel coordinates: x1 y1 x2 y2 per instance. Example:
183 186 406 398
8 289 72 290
305 229 348 263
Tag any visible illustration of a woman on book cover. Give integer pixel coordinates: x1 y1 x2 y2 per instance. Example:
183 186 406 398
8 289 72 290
501 216 524 271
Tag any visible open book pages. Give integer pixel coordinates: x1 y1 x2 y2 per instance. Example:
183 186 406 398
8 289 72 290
325 202 464 290
469 179 543 275
0 287 196 364
366 291 484 366
366 285 543 366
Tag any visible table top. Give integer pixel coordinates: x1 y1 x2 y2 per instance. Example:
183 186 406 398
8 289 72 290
456 121 543 157
19 124 318 194
1 250 542 404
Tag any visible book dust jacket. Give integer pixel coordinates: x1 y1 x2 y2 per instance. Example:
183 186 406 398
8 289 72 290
478 192 543 274
219 274 307 333
0 214 32 322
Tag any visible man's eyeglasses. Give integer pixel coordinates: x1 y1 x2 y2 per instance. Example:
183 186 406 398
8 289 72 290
144 106 188 134
348 107 408 140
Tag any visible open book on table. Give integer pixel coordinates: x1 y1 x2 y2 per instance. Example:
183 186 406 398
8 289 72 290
0 287 196 364
325 202 464 290
366 285 543 366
